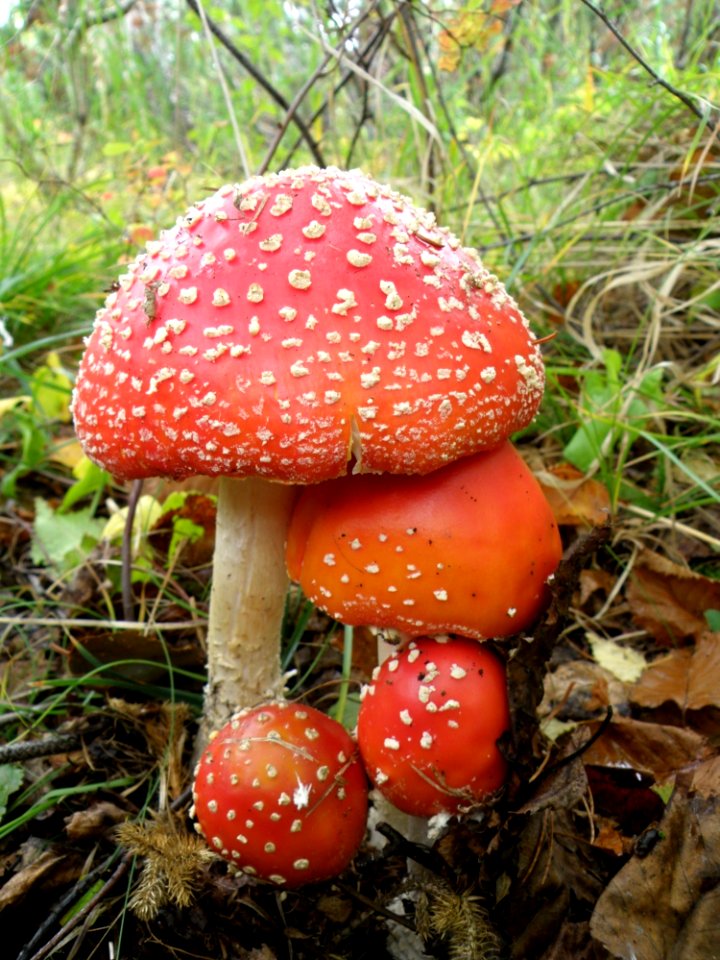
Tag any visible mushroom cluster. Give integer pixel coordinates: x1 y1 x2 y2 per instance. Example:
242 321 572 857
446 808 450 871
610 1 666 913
71 164 547 739
192 701 368 886
72 165 556 883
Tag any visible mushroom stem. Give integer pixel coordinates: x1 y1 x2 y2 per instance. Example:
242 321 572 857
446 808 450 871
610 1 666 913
201 477 297 740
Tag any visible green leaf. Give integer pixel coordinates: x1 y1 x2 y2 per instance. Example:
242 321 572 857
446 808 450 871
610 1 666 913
0 765 24 823
31 498 105 575
60 458 110 513
101 141 133 157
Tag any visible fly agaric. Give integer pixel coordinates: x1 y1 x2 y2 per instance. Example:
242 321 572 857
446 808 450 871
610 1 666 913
286 442 562 640
357 637 510 816
71 166 546 735
192 701 368 886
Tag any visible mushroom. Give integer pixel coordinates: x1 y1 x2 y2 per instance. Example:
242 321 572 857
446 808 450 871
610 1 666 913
285 441 562 641
192 701 368 886
357 636 510 816
71 166 546 735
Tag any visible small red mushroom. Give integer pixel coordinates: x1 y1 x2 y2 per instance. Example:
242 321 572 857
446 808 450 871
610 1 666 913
286 442 562 640
192 701 368 886
357 637 510 816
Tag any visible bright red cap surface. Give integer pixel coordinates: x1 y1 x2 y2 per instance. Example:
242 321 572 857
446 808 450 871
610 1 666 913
286 442 562 640
72 166 545 482
192 701 368 886
357 637 510 816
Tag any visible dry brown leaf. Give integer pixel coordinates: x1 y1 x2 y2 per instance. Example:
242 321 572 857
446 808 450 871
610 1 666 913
581 715 711 783
626 549 720 645
0 848 83 911
590 764 720 959
64 801 128 840
631 632 720 712
536 463 612 527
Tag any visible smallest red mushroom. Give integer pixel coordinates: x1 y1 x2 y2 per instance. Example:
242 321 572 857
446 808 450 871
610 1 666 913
192 702 368 886
357 637 510 817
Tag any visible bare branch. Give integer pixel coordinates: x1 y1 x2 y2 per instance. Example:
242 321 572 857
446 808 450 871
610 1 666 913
184 0 325 168
580 0 718 128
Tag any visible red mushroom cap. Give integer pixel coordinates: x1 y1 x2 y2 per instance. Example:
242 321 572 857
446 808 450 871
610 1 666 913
192 701 368 886
286 441 562 640
357 637 510 816
72 166 545 482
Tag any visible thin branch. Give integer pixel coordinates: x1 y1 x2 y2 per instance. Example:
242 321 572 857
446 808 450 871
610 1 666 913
477 169 720 252
184 0 325 168
280 10 397 170
259 0 384 175
0 733 83 764
580 0 718 128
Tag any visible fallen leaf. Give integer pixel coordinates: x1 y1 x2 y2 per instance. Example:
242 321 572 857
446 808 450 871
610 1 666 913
65 801 128 840
590 764 720 959
581 715 711 784
631 632 720 713
0 848 83 911
588 633 647 683
536 463 612 527
626 549 720 645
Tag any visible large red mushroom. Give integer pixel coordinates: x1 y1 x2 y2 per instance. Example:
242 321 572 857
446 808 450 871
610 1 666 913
71 166 546 734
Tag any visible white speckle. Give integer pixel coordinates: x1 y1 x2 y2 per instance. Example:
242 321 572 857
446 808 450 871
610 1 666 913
247 283 264 303
293 858 310 870
290 361 310 377
178 286 198 305
323 553 336 566
450 664 467 679
347 249 373 267
433 589 448 601
420 731 434 749
293 776 312 809
507 607 517 617
270 193 293 216
302 220 326 239
350 538 362 550
365 563 380 574
399 709 413 726
259 234 283 252
384 737 400 750
289 269 312 290
462 329 492 352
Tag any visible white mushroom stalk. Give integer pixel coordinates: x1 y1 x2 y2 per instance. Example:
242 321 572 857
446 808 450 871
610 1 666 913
202 478 296 736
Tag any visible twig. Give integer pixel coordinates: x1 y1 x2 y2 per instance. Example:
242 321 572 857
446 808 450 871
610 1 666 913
0 733 83 764
478 170 720 251
580 0 718 128
17 849 125 960
0 616 206 631
183 0 325 168
259 0 383 175
24 854 132 960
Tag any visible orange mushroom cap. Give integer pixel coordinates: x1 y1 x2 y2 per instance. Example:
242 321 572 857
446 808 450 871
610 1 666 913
357 637 510 816
72 166 545 482
192 701 368 886
286 442 562 640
